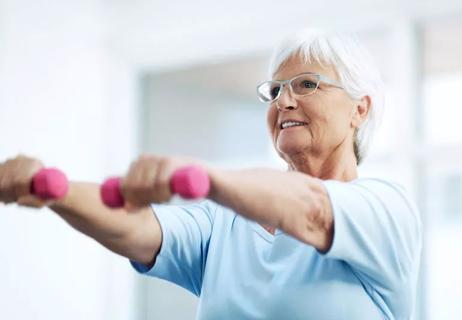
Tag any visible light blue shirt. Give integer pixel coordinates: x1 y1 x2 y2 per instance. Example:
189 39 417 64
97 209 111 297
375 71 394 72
131 178 422 320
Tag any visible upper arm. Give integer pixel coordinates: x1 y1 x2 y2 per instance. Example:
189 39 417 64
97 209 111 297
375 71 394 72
322 179 422 292
130 201 217 296
124 206 162 266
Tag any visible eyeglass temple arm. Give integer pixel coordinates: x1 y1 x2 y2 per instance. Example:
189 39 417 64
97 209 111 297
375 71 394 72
318 74 344 89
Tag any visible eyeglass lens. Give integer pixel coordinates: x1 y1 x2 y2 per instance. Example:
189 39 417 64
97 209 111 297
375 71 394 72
258 74 319 102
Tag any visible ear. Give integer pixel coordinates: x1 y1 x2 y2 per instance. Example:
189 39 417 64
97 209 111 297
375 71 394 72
351 95 371 129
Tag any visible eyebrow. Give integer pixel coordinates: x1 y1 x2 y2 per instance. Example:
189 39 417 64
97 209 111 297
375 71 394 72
272 72 318 81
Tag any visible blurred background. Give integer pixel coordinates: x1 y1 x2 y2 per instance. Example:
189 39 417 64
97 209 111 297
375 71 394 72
0 0 461 319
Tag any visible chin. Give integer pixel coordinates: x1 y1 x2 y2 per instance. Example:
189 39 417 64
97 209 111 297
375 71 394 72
275 127 313 152
276 139 311 158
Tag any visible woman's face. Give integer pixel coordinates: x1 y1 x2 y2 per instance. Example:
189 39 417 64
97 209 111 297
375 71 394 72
267 55 363 164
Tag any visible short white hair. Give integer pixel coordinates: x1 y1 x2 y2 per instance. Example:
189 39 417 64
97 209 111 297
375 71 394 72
269 29 384 164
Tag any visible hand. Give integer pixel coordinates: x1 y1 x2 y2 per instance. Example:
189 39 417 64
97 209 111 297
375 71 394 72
0 155 51 208
121 154 205 212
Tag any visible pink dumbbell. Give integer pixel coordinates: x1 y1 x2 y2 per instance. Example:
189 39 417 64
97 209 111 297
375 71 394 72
31 168 69 200
100 165 210 208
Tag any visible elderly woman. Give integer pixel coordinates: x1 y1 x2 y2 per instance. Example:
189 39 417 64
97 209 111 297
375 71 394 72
0 30 421 319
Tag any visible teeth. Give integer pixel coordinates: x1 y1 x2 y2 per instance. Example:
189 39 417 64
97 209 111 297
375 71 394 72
281 121 306 129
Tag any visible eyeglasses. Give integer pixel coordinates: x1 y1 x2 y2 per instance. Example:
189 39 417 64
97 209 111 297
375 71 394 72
256 72 344 103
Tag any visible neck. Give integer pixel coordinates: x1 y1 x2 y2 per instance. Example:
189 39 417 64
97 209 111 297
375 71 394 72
285 143 358 182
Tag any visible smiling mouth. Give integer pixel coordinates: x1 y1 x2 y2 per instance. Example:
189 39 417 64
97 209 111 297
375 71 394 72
280 121 308 130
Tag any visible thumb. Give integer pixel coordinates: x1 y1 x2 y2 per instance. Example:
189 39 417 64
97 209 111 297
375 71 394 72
17 195 53 209
124 201 142 213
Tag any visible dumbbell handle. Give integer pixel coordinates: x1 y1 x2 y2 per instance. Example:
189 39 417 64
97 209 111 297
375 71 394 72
31 168 69 200
100 165 210 208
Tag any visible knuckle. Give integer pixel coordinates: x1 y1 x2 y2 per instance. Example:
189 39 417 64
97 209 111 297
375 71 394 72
138 154 156 165
140 154 154 160
128 160 137 169
16 154 30 162
158 177 170 190
122 180 136 192
31 159 44 169
161 156 173 167
141 180 154 191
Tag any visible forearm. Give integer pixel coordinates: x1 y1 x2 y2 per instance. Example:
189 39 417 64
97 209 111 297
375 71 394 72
49 182 161 264
208 168 333 251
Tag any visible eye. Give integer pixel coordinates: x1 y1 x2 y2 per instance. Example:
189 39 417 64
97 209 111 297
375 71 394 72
300 80 317 89
270 86 281 99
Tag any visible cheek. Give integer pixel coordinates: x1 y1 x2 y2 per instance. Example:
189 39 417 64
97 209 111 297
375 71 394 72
322 105 353 140
300 102 326 134
266 106 278 137
331 100 354 129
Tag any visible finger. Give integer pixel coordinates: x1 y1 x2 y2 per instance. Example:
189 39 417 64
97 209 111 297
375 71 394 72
122 159 152 207
152 158 173 203
17 195 48 208
0 168 16 203
121 161 142 201
21 158 44 197
13 176 33 201
126 155 159 208
10 171 28 202
138 158 162 204
0 156 43 204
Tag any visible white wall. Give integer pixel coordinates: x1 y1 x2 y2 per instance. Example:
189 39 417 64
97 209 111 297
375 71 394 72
0 1 139 319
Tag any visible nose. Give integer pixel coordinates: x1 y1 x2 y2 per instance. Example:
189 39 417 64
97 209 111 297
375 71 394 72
275 83 298 111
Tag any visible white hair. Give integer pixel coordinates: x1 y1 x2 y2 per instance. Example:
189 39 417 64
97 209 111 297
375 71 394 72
269 29 384 164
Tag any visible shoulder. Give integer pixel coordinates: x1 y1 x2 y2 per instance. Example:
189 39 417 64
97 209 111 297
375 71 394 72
354 178 420 216
352 177 407 193
324 177 414 206
322 177 422 232
325 177 405 192
195 199 239 225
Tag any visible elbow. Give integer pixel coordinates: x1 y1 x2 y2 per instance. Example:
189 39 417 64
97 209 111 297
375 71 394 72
98 222 160 267
124 226 161 266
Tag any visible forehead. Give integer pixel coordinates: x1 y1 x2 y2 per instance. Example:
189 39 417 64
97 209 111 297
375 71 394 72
272 55 338 81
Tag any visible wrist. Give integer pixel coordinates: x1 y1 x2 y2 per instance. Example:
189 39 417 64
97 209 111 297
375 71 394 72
205 166 223 202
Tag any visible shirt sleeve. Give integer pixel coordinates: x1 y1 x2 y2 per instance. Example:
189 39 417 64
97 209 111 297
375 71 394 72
130 200 217 296
321 179 422 303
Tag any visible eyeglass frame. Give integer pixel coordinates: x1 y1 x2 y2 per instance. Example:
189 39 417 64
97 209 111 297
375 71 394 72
256 72 345 103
